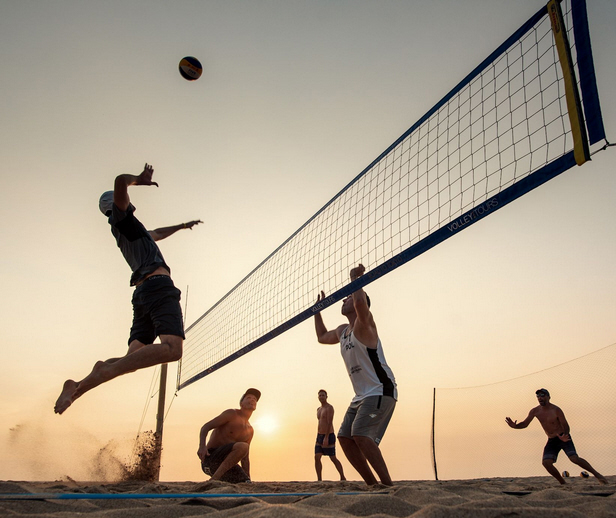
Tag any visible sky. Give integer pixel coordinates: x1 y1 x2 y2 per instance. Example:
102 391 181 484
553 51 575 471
1 0 615 483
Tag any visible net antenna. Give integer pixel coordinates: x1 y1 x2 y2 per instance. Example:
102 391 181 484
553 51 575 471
178 0 608 391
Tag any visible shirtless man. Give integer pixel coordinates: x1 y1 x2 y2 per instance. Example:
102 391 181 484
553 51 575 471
314 264 397 486
506 388 608 485
315 389 346 481
197 388 260 483
54 163 201 414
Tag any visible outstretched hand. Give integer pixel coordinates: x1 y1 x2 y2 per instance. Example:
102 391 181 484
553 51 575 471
350 263 365 281
184 220 203 230
316 290 326 303
136 163 159 187
505 417 517 428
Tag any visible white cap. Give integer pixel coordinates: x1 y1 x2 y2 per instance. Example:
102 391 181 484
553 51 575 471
99 191 114 215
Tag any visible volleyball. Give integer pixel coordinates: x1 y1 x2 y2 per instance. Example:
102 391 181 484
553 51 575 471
562 471 570 477
580 471 590 478
178 56 202 81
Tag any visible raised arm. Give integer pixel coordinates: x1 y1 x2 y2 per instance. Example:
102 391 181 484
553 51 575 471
505 408 536 430
113 163 159 211
349 264 378 347
314 291 342 344
149 220 203 242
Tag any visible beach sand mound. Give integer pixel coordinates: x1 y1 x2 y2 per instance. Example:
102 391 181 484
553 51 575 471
0 476 613 518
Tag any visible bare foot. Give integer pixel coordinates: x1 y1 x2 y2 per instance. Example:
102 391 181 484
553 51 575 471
597 475 609 485
54 380 78 414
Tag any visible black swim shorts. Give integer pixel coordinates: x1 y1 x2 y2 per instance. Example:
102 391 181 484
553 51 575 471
542 435 577 461
129 275 185 345
201 443 250 483
315 433 337 456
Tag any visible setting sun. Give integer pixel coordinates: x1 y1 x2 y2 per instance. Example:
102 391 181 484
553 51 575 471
253 414 279 435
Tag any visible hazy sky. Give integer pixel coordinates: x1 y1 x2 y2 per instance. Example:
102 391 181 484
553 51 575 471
1 0 615 482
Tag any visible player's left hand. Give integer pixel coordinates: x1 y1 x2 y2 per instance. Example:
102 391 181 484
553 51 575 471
184 220 203 229
136 163 159 187
350 264 365 281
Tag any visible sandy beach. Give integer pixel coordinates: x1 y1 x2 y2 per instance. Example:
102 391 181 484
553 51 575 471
1 477 614 517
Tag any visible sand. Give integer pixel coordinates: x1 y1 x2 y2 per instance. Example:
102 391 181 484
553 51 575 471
0 477 614 517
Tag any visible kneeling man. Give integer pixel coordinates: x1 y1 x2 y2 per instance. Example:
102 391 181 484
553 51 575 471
197 388 260 483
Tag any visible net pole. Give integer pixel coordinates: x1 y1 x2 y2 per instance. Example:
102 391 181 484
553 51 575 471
548 0 590 165
155 285 188 480
154 363 167 482
432 387 438 481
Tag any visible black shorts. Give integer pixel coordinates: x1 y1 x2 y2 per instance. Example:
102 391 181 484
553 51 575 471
315 433 336 456
128 275 185 345
201 443 250 483
542 435 577 461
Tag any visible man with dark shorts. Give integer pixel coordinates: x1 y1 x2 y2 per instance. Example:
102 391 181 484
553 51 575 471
506 388 608 485
54 163 202 414
197 388 260 483
315 389 346 481
314 264 397 486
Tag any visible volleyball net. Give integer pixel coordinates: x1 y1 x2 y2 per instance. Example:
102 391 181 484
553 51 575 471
431 343 616 480
178 0 606 390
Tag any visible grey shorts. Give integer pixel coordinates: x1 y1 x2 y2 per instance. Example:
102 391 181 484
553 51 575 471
338 395 396 445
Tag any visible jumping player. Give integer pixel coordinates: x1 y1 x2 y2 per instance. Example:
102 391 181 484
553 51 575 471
54 163 202 414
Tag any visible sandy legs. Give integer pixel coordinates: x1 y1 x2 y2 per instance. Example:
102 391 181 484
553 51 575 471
543 459 567 484
211 442 249 480
543 456 608 485
568 455 609 484
315 453 346 481
315 453 323 481
54 335 182 415
339 435 392 486
330 455 346 481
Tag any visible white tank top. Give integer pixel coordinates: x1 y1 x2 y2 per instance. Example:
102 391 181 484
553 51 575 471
339 326 397 403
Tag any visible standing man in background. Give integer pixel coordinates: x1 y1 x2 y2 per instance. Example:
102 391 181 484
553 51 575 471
314 264 397 486
55 163 202 414
315 389 346 481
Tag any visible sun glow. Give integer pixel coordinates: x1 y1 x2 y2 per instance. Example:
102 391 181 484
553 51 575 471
253 414 279 435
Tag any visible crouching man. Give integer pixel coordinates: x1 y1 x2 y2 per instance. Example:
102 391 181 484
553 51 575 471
197 388 260 483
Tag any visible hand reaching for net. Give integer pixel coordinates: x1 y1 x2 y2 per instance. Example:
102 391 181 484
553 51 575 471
350 264 365 281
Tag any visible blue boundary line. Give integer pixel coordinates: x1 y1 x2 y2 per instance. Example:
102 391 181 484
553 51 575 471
0 491 385 500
